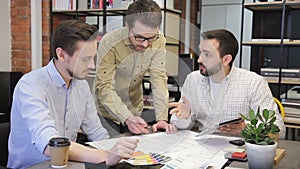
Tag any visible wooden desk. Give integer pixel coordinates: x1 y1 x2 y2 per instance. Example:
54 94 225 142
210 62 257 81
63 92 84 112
28 139 300 169
27 161 85 169
228 140 300 169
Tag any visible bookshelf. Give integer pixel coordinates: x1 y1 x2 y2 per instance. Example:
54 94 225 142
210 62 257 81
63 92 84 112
50 0 182 77
241 0 300 140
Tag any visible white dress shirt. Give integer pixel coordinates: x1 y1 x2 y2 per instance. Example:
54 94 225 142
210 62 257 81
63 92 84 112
171 66 285 138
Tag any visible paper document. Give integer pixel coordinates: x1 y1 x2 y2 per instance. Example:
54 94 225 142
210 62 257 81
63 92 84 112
88 130 241 169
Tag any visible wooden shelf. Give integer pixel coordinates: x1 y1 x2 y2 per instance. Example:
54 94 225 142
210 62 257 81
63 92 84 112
244 1 300 11
52 8 181 17
244 1 285 11
266 79 300 85
242 40 300 46
287 1 300 9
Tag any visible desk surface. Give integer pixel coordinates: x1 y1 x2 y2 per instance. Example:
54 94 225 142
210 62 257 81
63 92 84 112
28 138 300 169
27 161 85 169
229 139 300 169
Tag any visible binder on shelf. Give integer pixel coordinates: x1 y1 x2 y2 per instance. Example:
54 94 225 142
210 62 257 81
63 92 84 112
281 99 300 109
261 68 300 78
283 107 300 118
251 39 291 42
88 0 105 9
261 68 300 84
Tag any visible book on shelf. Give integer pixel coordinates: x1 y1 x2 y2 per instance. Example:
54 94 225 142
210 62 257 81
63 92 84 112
281 98 300 107
261 68 300 78
251 39 291 42
53 0 131 10
52 0 71 10
52 0 86 10
281 98 300 118
88 0 111 9
284 107 300 118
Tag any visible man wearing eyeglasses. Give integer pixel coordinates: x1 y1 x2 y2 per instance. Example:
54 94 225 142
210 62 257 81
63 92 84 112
94 0 177 135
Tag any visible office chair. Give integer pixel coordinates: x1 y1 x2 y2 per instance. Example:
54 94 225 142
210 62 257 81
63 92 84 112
274 97 285 119
0 122 10 167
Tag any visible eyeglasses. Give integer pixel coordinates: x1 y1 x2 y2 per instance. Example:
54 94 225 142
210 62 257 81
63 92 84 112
131 30 159 42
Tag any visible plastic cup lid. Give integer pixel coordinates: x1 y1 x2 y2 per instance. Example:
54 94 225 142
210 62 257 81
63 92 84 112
49 137 71 147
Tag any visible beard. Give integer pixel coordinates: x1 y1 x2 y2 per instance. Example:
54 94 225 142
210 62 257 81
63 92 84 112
67 68 88 80
199 61 223 77
132 44 148 52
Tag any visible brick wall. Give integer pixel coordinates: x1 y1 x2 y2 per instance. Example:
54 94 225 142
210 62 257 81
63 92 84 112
11 0 31 73
10 0 50 74
42 0 51 66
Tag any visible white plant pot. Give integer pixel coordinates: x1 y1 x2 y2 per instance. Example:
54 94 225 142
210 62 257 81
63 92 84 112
245 142 277 169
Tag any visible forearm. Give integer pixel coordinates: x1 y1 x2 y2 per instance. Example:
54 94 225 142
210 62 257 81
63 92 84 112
44 141 108 164
69 142 108 163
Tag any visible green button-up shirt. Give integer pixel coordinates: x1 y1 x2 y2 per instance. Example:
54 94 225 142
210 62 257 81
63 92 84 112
95 27 168 124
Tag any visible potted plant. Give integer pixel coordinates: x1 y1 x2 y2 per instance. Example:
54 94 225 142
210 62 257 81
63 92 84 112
239 108 280 169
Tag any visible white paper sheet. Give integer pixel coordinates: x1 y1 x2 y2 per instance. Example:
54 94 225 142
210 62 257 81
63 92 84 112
87 130 241 169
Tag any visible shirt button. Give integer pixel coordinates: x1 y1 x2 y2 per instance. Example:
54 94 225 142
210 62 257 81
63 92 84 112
66 127 68 130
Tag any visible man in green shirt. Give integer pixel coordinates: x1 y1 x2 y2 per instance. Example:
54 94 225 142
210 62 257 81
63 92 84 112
95 0 176 135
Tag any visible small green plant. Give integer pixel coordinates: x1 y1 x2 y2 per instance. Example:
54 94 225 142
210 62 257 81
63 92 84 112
239 107 280 145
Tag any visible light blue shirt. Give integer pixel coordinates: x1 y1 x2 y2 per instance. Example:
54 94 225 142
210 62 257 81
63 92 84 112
8 60 109 169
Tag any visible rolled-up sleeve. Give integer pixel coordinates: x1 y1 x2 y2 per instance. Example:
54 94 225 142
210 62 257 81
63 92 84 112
16 79 59 154
149 36 169 121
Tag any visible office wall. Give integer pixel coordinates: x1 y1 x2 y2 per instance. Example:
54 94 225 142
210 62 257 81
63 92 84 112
0 0 11 71
201 0 252 69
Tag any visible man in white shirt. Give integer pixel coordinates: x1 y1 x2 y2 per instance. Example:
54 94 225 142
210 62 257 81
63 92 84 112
169 29 285 138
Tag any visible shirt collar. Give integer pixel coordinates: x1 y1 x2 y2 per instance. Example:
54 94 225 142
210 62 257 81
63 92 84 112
123 27 132 46
224 65 237 81
201 65 237 84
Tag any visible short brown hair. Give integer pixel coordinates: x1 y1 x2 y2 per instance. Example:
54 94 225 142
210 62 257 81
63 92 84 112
126 0 162 29
51 20 98 59
201 29 239 67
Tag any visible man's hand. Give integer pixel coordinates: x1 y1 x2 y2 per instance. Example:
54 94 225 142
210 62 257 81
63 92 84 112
125 116 149 134
169 96 191 119
152 120 177 134
105 137 139 166
218 120 246 136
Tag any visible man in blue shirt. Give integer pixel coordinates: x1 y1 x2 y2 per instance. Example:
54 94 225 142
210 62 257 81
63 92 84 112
7 20 138 169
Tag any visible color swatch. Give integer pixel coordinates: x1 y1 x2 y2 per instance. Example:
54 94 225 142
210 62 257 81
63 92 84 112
127 151 172 165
